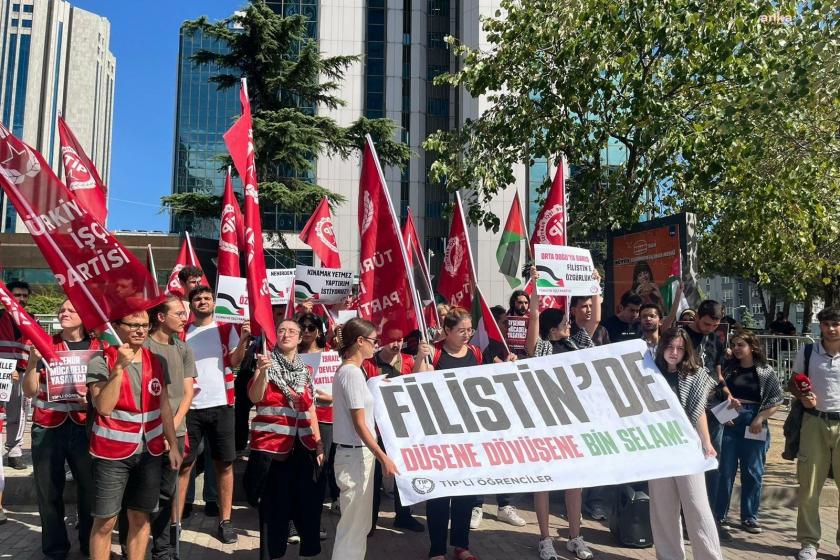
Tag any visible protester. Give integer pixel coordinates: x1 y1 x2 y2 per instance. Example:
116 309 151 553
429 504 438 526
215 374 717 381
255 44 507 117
640 303 665 354
87 311 182 560
425 308 482 560
600 291 642 342
1 280 31 470
117 296 196 559
177 266 204 314
178 286 249 544
437 303 450 320
331 318 399 560
508 289 529 317
789 307 840 560
679 309 697 323
649 327 723 560
525 269 593 560
248 318 325 560
714 330 782 534
482 306 511 364
23 299 100 559
769 311 796 336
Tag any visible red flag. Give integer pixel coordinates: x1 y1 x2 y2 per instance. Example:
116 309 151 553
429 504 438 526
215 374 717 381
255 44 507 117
166 233 209 297
57 116 108 225
471 285 509 354
0 280 60 363
437 193 474 310
224 79 276 349
299 197 341 268
0 126 165 329
530 158 567 248
402 209 439 329
357 136 421 343
218 169 243 278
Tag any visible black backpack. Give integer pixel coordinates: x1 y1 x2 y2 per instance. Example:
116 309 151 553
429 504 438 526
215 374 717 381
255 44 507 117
609 483 653 548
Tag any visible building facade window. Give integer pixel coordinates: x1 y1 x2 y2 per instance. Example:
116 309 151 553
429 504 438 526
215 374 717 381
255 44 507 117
364 0 386 118
11 34 31 137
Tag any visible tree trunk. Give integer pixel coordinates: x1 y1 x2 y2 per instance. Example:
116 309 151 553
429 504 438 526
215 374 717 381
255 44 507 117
802 296 814 336
782 300 791 320
759 290 777 330
824 276 840 309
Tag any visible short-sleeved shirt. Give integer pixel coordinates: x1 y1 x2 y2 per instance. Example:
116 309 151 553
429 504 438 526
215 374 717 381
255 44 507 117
332 364 375 446
601 315 640 343
144 336 197 436
795 342 840 413
186 322 239 409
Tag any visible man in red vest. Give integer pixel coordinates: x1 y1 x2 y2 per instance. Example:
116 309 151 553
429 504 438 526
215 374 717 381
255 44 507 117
1 280 32 470
86 310 182 560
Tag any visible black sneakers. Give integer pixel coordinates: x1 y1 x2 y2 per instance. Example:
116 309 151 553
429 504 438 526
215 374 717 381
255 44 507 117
218 520 238 544
7 456 26 470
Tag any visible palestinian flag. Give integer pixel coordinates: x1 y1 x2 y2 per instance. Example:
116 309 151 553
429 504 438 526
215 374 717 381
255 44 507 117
496 191 528 288
662 252 688 315
470 285 509 354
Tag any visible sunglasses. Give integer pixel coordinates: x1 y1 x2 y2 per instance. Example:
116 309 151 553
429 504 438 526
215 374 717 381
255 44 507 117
301 324 319 333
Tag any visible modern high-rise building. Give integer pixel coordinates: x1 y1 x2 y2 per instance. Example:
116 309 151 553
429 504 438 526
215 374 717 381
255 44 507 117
0 0 115 231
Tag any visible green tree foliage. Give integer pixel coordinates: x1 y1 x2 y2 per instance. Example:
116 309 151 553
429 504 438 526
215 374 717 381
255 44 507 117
162 1 410 226
27 287 67 316
424 0 839 305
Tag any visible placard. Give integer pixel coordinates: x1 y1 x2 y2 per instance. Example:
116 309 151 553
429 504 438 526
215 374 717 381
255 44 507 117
0 358 15 402
45 350 101 402
534 244 600 297
300 350 342 397
506 316 528 352
267 268 295 305
294 266 354 304
214 275 249 324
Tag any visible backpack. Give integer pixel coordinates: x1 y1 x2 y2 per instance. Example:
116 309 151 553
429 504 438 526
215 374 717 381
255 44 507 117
609 483 653 548
782 344 813 461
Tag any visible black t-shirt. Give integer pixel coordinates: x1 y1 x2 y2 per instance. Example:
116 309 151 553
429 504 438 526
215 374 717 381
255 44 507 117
664 370 680 396
727 365 761 402
63 337 93 351
769 320 796 336
436 349 480 371
601 315 640 343
685 326 724 377
482 340 508 364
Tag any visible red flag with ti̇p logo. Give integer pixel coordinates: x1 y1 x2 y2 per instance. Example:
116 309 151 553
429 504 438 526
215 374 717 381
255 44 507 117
166 233 209 297
299 197 341 268
224 79 276 349
58 116 108 225
0 280 60 363
217 169 244 278
0 126 165 329
437 193 474 310
530 157 569 310
357 136 421 343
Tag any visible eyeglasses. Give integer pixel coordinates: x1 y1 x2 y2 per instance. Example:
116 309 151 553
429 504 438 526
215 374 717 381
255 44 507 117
301 324 319 333
277 328 301 336
119 322 150 332
169 311 188 318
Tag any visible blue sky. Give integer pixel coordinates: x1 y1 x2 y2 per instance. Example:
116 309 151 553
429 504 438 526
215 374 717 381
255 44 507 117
71 1 242 232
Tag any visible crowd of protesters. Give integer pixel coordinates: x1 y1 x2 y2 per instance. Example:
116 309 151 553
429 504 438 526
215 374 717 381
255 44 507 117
0 267 838 560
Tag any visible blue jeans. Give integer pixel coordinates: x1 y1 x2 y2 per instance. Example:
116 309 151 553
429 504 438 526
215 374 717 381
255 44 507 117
714 404 768 523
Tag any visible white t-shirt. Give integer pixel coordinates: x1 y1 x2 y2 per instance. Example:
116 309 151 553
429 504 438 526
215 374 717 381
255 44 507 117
186 321 239 409
795 342 840 412
332 363 375 446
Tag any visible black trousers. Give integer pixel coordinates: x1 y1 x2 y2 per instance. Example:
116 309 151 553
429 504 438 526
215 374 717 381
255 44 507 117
234 366 255 452
258 444 326 559
319 423 340 502
31 422 93 559
371 447 412 527
426 495 473 557
473 494 510 509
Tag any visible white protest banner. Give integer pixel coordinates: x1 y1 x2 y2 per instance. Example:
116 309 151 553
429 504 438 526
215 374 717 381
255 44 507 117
0 358 14 402
214 275 249 324
300 350 341 397
46 350 101 402
267 268 295 305
371 339 713 506
534 244 600 297
294 265 354 304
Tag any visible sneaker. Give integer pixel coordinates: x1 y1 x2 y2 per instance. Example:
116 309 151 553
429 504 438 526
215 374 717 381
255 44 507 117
320 529 328 540
288 522 300 544
719 518 735 528
470 506 483 529
393 515 425 532
566 536 594 560
453 548 478 560
717 523 733 541
65 469 74 482
538 537 560 560
7 456 26 470
498 505 527 527
204 501 219 517
741 518 763 534
796 544 817 560
217 520 238 544
330 499 341 516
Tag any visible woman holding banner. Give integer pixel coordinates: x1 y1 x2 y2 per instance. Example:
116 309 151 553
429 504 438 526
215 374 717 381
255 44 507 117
650 327 722 560
525 269 593 560
331 318 398 560
248 318 325 560
23 299 103 559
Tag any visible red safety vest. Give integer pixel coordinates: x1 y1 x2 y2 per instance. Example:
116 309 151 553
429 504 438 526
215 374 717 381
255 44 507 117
32 334 105 428
249 379 316 455
89 346 166 460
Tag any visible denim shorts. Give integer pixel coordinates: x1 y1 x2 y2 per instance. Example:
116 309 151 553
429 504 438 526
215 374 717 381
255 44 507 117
92 452 163 518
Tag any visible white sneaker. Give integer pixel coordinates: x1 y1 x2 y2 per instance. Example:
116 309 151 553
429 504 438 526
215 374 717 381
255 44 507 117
470 507 483 529
566 536 594 560
498 505 526 527
538 537 559 560
797 545 817 560
330 499 341 516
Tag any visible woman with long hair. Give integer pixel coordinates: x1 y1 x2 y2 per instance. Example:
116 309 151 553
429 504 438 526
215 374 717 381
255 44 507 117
22 299 103 559
632 260 664 308
525 268 592 560
714 330 782 534
248 319 325 560
650 327 722 560
331 318 397 560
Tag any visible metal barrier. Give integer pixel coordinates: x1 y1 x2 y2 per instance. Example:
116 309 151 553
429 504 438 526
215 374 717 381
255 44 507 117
755 334 817 387
34 314 60 335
